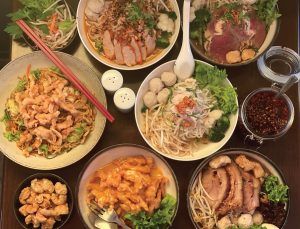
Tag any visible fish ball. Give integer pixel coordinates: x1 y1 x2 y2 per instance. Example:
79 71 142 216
252 212 264 225
161 71 177 86
238 214 253 228
143 91 157 108
217 216 232 229
149 78 164 94
157 88 170 104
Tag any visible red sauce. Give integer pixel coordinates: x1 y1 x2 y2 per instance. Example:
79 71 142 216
245 91 289 137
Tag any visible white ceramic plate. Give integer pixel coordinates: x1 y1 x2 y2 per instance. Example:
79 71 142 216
0 51 106 170
76 144 179 229
135 60 239 161
76 0 181 71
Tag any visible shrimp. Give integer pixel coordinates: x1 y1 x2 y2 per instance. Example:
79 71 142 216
54 182 67 195
35 211 47 223
26 203 39 214
54 204 69 215
19 205 29 216
41 179 55 193
19 187 31 204
41 217 56 229
51 193 67 205
31 179 44 194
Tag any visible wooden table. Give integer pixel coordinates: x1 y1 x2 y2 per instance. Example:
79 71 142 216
1 0 299 228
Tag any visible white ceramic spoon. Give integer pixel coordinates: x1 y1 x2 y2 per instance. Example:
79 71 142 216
174 0 195 80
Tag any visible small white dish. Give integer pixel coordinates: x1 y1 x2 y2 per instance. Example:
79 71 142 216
76 144 179 229
101 70 123 94
0 51 107 170
113 88 136 113
135 59 239 161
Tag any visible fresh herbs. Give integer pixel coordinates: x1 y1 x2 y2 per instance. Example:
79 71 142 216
125 2 155 29
254 0 281 28
195 62 237 114
1 110 11 123
4 131 20 142
124 194 176 229
95 39 103 53
263 175 289 203
31 69 41 80
156 31 172 48
16 79 28 92
58 19 74 33
39 144 49 154
4 0 58 39
190 8 211 42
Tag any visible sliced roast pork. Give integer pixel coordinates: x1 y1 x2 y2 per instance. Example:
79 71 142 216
131 38 142 64
103 30 115 60
122 46 136 66
201 168 229 209
113 40 124 65
242 171 261 212
217 163 243 216
138 41 147 61
145 35 156 56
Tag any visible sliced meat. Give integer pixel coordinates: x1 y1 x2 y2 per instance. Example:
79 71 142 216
145 35 156 56
122 46 136 67
131 38 142 64
201 168 229 209
103 30 115 60
208 33 240 63
113 39 124 64
242 171 261 212
138 41 147 61
217 163 243 216
250 16 267 48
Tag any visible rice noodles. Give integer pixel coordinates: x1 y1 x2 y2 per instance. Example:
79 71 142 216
189 172 218 229
142 78 217 156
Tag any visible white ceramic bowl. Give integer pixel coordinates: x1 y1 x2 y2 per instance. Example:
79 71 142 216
76 144 179 229
187 148 290 229
76 0 181 71
0 51 106 170
135 60 239 161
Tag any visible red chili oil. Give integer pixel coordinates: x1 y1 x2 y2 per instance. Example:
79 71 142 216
245 91 289 137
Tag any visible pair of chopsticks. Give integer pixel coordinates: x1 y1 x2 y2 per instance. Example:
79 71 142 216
16 19 115 123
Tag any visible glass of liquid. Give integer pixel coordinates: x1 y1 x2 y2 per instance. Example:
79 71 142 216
257 46 300 85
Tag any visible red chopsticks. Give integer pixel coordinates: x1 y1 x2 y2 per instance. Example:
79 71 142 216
16 19 115 123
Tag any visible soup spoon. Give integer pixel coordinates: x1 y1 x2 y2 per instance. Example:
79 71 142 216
174 0 195 80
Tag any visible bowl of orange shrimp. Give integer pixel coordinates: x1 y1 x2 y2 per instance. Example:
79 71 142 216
14 173 73 229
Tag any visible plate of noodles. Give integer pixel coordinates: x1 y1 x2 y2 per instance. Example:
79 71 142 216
0 51 106 170
135 60 238 161
76 144 179 228
76 0 180 70
187 148 290 229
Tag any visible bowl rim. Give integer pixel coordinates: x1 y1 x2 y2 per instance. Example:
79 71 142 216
186 148 290 229
190 16 281 67
0 51 107 170
134 59 239 161
75 143 180 229
76 0 181 71
13 173 74 229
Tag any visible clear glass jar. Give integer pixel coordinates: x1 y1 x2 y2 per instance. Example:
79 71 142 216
239 87 294 147
257 46 300 85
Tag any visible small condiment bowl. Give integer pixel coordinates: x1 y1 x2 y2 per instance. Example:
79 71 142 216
14 173 74 229
240 87 294 145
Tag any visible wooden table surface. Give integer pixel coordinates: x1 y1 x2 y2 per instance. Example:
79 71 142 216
1 0 299 228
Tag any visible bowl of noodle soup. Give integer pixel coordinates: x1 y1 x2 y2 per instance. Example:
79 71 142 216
135 60 238 161
0 51 106 170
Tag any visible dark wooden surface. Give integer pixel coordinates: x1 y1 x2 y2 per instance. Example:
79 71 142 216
1 0 299 228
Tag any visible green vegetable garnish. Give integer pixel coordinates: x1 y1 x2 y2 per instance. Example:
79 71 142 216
156 31 171 48
31 69 41 80
50 66 62 74
1 110 11 123
95 39 103 53
194 62 237 114
67 122 87 143
16 79 28 92
126 2 143 22
263 175 289 203
160 10 177 21
141 105 147 113
190 8 211 42
254 0 281 28
39 144 48 153
4 0 58 39
215 115 230 132
208 128 225 142
36 24 49 34
58 19 74 33
124 194 176 229
4 131 20 142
